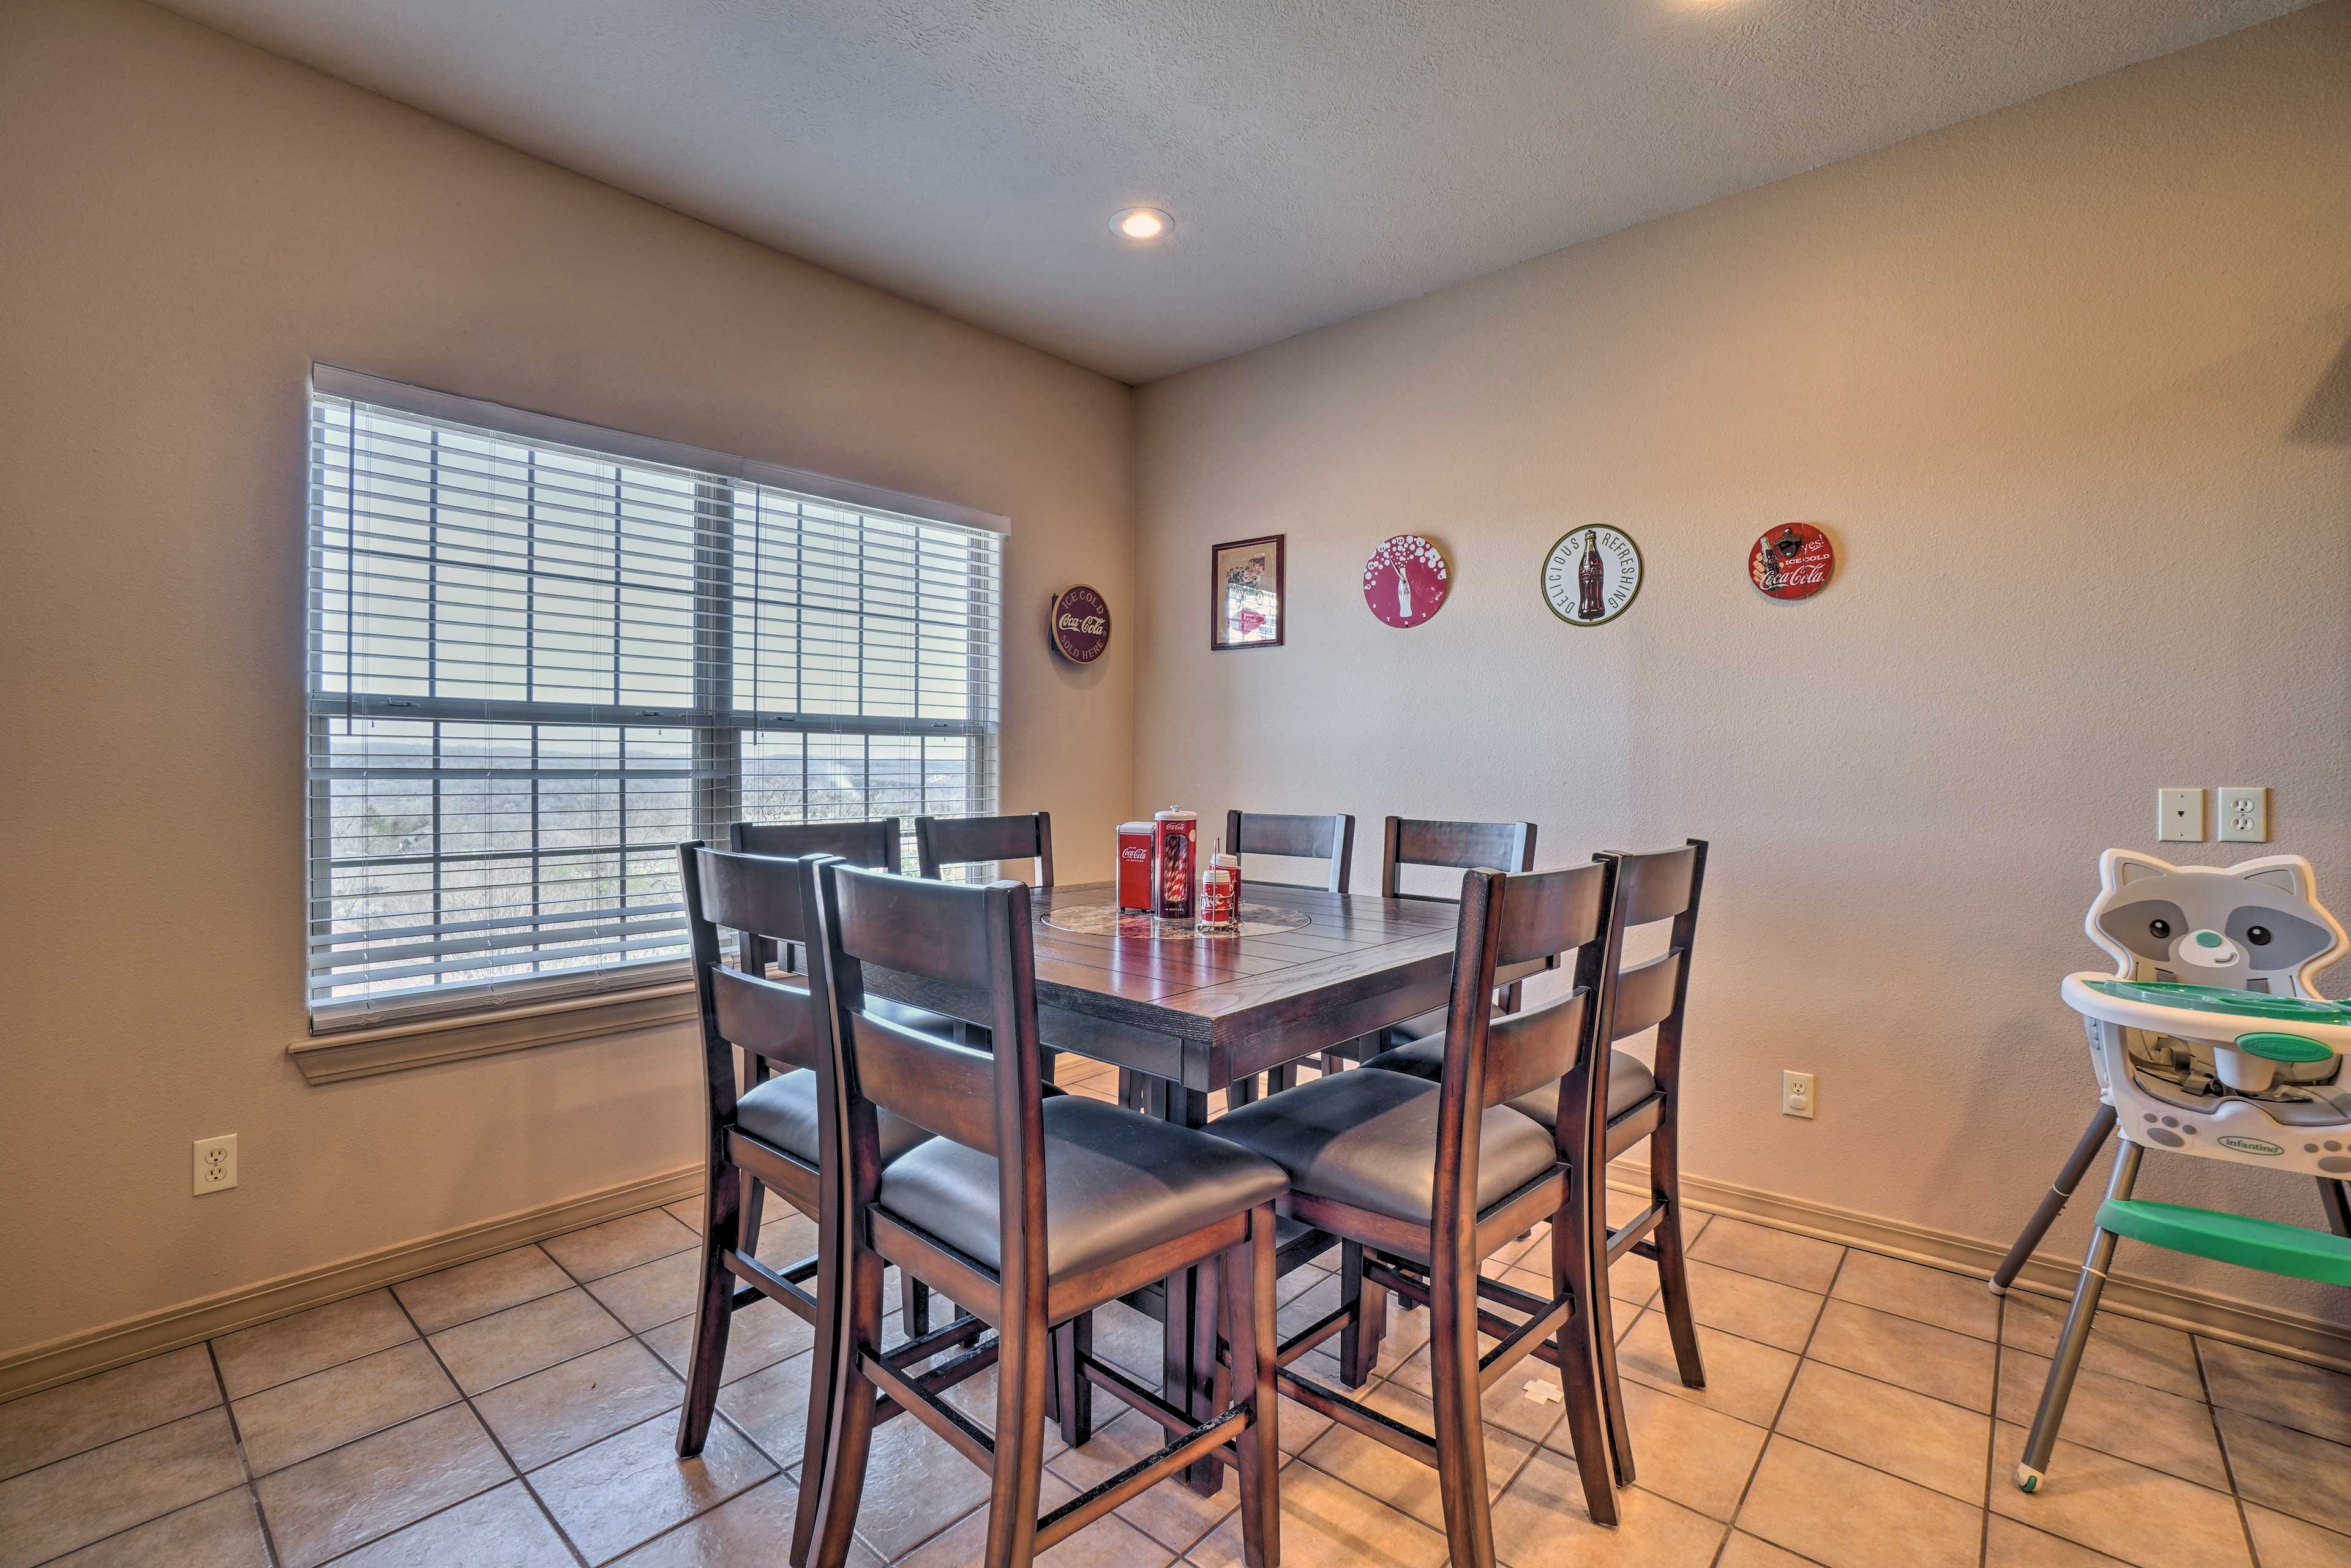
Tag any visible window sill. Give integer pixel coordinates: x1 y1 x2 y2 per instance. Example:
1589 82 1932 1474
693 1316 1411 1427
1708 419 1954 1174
287 981 698 1084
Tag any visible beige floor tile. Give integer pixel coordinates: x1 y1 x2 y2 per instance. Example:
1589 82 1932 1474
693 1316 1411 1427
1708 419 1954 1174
1491 1448 1727 1566
755 1209 820 1262
934 1360 1068 1465
588 1249 704 1333
393 1245 572 1336
609 1476 885 1567
231 1340 457 1476
530 1409 775 1564
45 1488 271 1568
1080 1300 1169 1382
1804 1299 1995 1412
1295 1380 1531 1534
1189 1458 1446 1568
1616 1312 1798 1428
255 1405 512 1568
1682 1260 1824 1353
1610 1247 1663 1308
1830 1251 1998 1341
0 1345 220 1482
1715 1531 1821 1568
1739 1437 1981 1568
642 1294 816 1386
716 1350 819 1466
1983 1515 2134 1566
2197 1338 2351 1446
899 1470 1176 1567
1990 1420 2250 1568
2000 1295 2203 1400
1379 1337 1567 1445
328 1480 574 1567
429 1287 627 1395
1686 1218 1843 1294
1774 1360 1989 1501
1052 1409 1235 1555
1994 1346 2225 1490
2216 1407 2351 1537
664 1198 707 1232
0 1408 244 1568
211 1290 416 1399
544 1209 699 1283
1592 1379 1768 1521
1277 1352 1341 1455
474 1338 684 1471
2243 1502 2351 1568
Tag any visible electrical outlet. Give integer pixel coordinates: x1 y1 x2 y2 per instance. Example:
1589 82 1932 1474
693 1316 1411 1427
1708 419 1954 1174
1781 1070 1817 1120
2218 787 2268 844
193 1134 238 1195
2157 788 2204 843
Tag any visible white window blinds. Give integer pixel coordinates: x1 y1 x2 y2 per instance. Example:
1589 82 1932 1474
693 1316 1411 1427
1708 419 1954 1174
306 371 1002 1027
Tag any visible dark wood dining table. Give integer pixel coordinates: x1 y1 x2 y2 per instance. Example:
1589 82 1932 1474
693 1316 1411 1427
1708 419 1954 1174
861 877 1550 1487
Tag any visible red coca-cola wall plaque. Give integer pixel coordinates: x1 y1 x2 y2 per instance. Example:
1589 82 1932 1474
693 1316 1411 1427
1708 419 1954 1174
1049 585 1112 662
1748 524 1835 601
1362 535 1450 628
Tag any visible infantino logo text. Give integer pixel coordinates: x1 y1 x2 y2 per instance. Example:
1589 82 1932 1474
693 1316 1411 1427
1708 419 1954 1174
2218 1135 2285 1157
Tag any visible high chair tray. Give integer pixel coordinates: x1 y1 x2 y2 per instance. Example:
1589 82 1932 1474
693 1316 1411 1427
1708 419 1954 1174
2063 972 2351 1053
2083 979 2351 1022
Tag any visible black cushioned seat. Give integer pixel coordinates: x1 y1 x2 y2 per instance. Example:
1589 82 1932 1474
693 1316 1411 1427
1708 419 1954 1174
1360 1035 1658 1130
1205 1067 1558 1226
876 1095 1288 1278
737 1071 934 1169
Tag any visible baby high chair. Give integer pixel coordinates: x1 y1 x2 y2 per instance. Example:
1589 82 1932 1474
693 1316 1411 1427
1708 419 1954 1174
2003 849 2351 1492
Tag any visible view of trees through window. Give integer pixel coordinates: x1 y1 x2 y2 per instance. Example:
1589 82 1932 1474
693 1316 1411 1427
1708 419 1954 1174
307 393 1001 1023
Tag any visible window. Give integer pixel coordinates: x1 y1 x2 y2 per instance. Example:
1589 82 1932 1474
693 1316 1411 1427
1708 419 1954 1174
306 368 1002 1028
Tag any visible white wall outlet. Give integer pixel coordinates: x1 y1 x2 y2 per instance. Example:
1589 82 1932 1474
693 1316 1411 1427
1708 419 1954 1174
193 1134 238 1195
2218 787 2268 844
1781 1070 1817 1120
2157 788 2205 843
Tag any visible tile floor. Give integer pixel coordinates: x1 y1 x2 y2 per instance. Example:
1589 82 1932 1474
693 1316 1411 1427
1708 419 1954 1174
7 1058 2351 1566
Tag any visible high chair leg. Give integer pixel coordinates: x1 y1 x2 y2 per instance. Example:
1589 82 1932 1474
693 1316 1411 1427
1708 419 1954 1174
2320 1177 2351 1240
1992 1103 2117 1295
2019 1142 2141 1491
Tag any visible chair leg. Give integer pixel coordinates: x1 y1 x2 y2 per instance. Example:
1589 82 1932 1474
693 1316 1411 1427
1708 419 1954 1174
2018 1142 2142 1491
789 1193 843 1567
1430 1250 1497 1567
1219 1205 1281 1568
1267 1063 1297 1094
1337 1241 1385 1388
1584 1206 1634 1489
1550 1193 1620 1526
1649 1115 1706 1392
1992 1102 2118 1294
1051 1313 1095 1447
1227 1074 1259 1107
807 1249 887 1568
676 1163 741 1457
2319 1176 2351 1239
981 1302 1049 1567
901 1272 932 1340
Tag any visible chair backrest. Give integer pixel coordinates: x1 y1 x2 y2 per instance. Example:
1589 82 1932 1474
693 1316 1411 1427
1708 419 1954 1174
729 819 901 975
817 863 1049 1288
678 844 838 1146
1593 839 1709 1109
1224 811 1355 893
915 812 1054 888
1426 862 1616 1234
1380 816 1537 901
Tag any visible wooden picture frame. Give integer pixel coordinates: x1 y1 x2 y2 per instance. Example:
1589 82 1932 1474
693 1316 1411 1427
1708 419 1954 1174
1211 533 1285 651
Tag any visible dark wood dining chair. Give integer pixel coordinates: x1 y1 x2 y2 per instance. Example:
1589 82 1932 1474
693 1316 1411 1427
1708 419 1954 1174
1207 862 1626 1557
805 864 1288 1568
915 811 1053 887
1365 838 1710 1490
1220 810 1355 1104
674 844 948 1566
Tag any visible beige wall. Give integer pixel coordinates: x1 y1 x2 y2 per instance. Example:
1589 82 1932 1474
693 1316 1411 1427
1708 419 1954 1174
1135 6 2351 1320
0 0 1134 1359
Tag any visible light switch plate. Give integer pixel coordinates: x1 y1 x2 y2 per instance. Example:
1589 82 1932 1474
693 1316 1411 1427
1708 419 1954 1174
2218 787 2268 843
2158 788 2204 843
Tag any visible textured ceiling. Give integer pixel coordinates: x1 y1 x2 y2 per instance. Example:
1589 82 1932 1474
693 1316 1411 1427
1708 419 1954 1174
156 0 2313 382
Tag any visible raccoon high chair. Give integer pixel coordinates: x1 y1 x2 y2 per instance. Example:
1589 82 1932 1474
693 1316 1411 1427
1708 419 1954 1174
2006 849 2351 1493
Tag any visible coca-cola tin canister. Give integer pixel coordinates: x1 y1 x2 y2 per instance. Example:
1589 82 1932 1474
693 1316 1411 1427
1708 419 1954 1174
1152 809 1198 921
1117 822 1155 912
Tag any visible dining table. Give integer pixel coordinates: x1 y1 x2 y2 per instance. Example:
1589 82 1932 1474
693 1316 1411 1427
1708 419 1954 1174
860 876 1553 1488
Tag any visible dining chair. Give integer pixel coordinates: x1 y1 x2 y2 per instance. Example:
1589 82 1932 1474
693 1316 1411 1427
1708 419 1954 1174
674 844 950 1566
916 811 1054 887
804 863 1289 1568
1209 861 1627 1557
1370 841 1713 1488
1221 810 1355 1104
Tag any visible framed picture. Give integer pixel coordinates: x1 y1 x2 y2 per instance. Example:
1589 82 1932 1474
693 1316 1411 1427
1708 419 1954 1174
1211 534 1285 651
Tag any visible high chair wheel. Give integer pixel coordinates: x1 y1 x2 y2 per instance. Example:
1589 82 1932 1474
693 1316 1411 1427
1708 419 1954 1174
2015 1464 2044 1493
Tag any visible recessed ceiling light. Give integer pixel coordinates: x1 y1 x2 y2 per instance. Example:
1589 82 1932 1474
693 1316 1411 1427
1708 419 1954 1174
1111 207 1171 242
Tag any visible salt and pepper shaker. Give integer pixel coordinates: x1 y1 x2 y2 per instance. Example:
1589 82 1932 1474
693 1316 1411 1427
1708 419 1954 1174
1199 839 1240 932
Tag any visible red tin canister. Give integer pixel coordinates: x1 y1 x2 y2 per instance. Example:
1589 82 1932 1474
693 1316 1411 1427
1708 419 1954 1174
1152 808 1199 921
1116 821 1155 912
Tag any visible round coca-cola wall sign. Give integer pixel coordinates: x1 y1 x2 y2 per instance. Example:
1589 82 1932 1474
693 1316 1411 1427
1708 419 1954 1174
1542 527 1642 627
1049 585 1111 662
1362 535 1450 628
1749 523 1834 600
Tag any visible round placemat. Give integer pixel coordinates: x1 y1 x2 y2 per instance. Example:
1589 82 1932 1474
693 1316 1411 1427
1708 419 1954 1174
1042 902 1313 940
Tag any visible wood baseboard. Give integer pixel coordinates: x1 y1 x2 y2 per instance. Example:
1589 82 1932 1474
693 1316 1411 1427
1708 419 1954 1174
1611 1162 2351 1375
0 1165 703 1403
